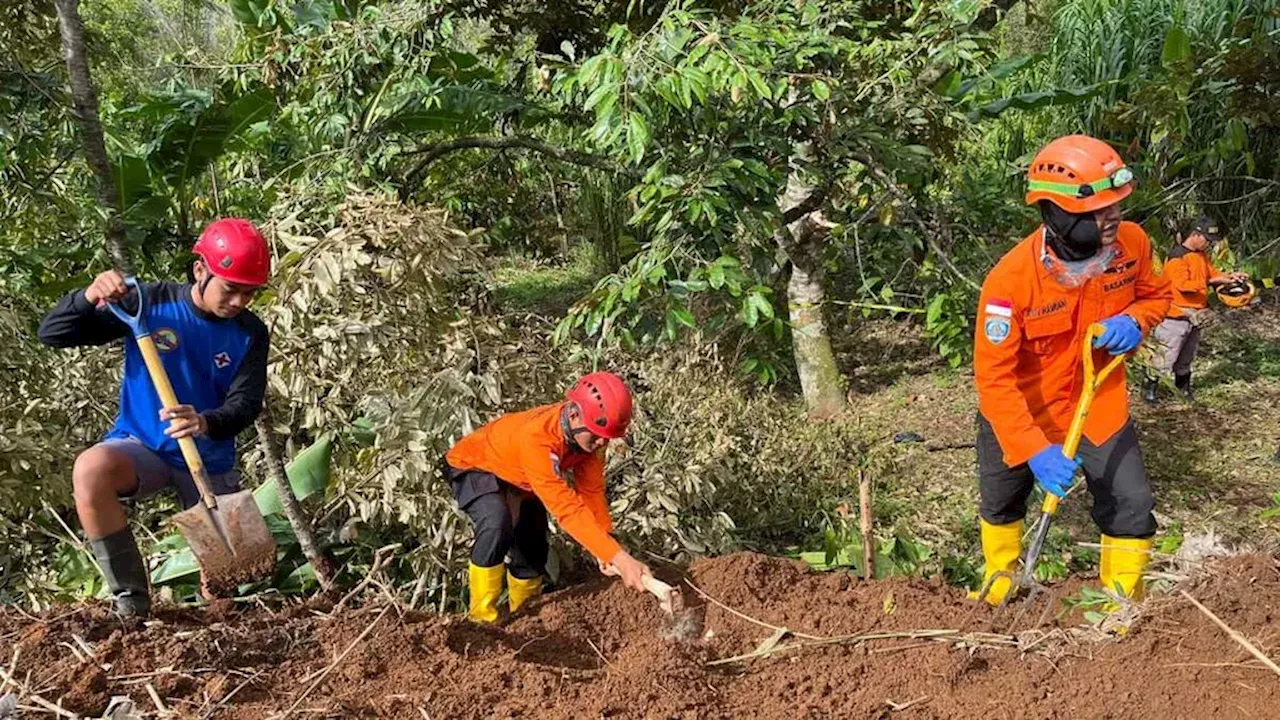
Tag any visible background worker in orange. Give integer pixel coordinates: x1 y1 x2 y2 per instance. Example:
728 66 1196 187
973 135 1172 605
443 371 652 622
1142 216 1252 403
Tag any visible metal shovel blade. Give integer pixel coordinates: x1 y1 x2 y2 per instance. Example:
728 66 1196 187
172 490 277 595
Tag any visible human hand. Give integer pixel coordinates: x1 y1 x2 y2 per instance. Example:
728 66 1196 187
161 405 208 439
85 270 131 307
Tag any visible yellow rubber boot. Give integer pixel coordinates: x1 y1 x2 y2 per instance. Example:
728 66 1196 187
969 519 1023 606
507 573 542 613
1099 535 1153 601
468 563 505 623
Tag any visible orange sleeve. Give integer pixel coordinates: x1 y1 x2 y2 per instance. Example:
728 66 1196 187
1163 257 1200 294
1122 238 1173 332
1207 257 1226 283
574 452 614 534
973 274 1049 465
519 443 621 563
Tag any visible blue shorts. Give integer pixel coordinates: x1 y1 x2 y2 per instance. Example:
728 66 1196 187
101 436 243 510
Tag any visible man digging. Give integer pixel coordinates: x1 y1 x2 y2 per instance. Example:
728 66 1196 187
972 135 1172 606
1143 216 1254 404
37 219 272 618
443 371 655 623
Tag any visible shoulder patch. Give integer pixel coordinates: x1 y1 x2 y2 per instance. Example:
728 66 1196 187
983 317 1011 345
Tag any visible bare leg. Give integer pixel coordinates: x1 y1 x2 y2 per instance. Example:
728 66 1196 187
74 444 149 617
72 444 138 540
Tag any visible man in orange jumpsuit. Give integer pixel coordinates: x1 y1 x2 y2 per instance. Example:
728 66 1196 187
1142 216 1251 403
444 371 652 622
973 135 1172 605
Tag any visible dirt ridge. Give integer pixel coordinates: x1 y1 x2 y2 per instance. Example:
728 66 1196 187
3 552 1278 719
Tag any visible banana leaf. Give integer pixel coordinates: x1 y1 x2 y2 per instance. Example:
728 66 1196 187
150 434 333 585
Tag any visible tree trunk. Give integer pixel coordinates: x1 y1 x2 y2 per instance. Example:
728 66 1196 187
777 146 845 418
255 402 335 590
52 0 131 272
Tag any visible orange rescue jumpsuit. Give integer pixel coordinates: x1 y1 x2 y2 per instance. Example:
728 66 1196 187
973 222 1172 537
446 402 620 566
975 222 1171 466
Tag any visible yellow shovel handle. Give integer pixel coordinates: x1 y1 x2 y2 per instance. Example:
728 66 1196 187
1041 322 1128 514
136 334 219 510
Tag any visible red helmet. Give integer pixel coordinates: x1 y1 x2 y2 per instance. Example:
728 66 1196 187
566 371 633 439
193 218 271 287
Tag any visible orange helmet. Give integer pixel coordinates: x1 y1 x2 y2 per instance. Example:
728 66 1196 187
1216 278 1256 309
1025 135 1135 214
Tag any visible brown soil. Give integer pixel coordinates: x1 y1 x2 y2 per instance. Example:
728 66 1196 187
3 552 1278 719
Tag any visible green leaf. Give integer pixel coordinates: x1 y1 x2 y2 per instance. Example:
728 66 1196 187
253 433 334 516
748 293 774 321
670 306 696 328
746 69 772 100
742 297 759 327
627 113 650 164
708 263 725 290
970 84 1107 120
812 79 831 101
1161 26 1191 66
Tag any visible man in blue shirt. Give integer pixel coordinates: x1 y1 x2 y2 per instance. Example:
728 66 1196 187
38 218 272 618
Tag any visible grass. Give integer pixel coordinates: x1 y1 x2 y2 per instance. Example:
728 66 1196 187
488 243 599 316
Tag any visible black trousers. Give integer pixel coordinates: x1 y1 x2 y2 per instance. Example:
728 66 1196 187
445 462 549 579
977 414 1156 538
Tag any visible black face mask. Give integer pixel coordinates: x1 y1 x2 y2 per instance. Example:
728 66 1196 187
1040 201 1102 261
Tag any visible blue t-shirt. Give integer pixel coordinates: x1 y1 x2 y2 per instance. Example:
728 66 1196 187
38 281 269 474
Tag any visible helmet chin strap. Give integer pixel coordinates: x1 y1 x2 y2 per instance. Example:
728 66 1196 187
561 403 588 453
196 260 215 301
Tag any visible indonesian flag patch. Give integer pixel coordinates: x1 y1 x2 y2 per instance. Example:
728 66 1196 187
983 298 1013 345
983 299 1013 317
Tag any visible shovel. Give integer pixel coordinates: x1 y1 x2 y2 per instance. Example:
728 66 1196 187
976 322 1126 630
106 277 277 594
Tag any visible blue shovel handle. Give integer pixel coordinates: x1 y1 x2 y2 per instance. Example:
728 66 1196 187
104 276 149 338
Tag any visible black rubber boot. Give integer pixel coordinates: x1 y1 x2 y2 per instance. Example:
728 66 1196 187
1175 373 1193 401
1143 376 1159 405
89 527 151 618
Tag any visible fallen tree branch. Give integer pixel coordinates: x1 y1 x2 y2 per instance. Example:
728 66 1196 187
404 135 628 187
1178 589 1280 678
706 629 963 666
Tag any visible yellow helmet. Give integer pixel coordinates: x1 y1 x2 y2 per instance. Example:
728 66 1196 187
1216 278 1256 309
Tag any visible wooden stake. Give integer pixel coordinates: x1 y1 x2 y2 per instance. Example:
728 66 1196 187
1179 590 1280 678
859 469 874 580
255 405 334 589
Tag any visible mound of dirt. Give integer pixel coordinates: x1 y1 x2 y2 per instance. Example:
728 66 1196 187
2 553 1278 719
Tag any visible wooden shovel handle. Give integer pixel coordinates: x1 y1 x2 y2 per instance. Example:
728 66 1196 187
136 334 219 510
641 575 676 613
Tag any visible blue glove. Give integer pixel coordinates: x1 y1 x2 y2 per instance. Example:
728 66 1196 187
1027 444 1081 497
1093 314 1142 355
